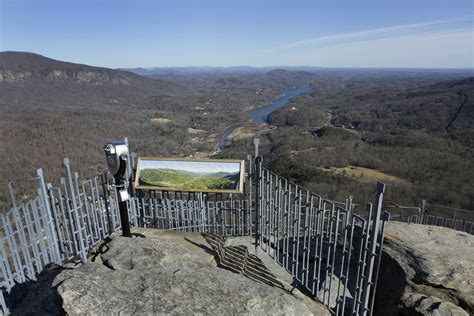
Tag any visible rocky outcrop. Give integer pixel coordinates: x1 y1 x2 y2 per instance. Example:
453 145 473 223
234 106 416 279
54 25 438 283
0 69 132 85
375 222 473 315
52 229 329 315
0 70 33 82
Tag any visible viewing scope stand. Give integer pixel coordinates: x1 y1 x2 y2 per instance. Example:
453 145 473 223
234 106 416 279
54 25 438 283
104 141 131 237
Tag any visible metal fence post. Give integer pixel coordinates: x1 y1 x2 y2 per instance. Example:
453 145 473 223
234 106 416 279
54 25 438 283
255 157 262 254
421 199 426 224
369 211 390 313
361 182 385 315
64 159 87 263
452 208 458 229
199 192 206 232
37 169 62 264
246 154 253 236
254 137 260 158
100 172 114 235
253 138 261 254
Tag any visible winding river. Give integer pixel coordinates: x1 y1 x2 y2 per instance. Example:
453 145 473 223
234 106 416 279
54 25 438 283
217 87 312 152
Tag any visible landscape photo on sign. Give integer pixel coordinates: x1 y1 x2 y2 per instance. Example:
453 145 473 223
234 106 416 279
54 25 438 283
134 158 244 193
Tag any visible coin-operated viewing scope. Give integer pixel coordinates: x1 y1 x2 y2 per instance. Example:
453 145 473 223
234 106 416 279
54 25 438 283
104 140 131 237
104 141 129 180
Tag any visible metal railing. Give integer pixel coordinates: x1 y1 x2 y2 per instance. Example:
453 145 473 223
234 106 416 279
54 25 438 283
125 152 389 315
0 149 389 315
254 158 389 315
128 197 254 236
0 159 120 315
386 200 474 234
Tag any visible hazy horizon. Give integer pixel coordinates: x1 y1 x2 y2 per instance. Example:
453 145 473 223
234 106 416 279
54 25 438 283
3 51 474 71
122 65 474 70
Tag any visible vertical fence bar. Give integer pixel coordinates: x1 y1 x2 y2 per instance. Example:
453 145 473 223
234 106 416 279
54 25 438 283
48 185 69 261
353 204 372 315
360 182 385 315
0 290 7 315
37 169 62 264
254 155 262 254
61 179 81 258
64 158 87 263
100 172 113 235
369 211 390 314
22 201 42 273
0 235 14 291
340 214 356 315
8 182 36 280
1 212 25 284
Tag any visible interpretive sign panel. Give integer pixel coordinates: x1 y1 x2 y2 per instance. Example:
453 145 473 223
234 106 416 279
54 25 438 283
134 157 244 193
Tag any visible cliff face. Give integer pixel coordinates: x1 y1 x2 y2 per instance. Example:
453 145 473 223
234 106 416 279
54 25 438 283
0 51 135 84
0 68 134 84
375 222 473 315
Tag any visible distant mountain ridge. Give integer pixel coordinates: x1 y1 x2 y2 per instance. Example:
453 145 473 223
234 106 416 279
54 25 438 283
120 65 324 76
0 51 190 106
120 66 474 77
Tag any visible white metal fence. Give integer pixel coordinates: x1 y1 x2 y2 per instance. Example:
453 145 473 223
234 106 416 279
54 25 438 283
253 159 389 315
5 146 470 315
386 201 474 234
2 152 470 316
0 158 120 315
0 151 389 316
3 134 473 316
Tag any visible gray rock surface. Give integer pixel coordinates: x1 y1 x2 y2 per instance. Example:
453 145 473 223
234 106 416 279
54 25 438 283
401 293 469 316
54 229 329 315
375 222 473 315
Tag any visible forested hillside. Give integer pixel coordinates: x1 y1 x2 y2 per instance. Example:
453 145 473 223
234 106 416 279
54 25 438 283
221 75 474 209
1 51 472 211
0 52 318 207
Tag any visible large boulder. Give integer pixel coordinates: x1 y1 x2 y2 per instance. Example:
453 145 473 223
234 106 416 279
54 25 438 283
375 221 473 315
53 229 329 315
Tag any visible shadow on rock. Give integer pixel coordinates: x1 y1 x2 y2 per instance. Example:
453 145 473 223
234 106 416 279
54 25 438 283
4 263 74 315
199 233 289 293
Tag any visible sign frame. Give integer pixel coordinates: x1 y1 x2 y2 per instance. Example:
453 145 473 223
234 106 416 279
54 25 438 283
134 157 245 193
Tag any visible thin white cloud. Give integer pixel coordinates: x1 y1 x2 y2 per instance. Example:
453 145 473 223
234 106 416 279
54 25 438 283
279 28 474 68
271 16 473 51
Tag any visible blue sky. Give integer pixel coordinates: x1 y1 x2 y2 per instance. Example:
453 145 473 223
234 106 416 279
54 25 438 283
0 0 472 68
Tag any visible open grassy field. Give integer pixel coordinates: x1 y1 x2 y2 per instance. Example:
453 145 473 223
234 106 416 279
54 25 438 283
320 166 408 183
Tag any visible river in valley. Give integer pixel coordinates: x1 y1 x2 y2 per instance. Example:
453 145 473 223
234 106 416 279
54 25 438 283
217 87 312 152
